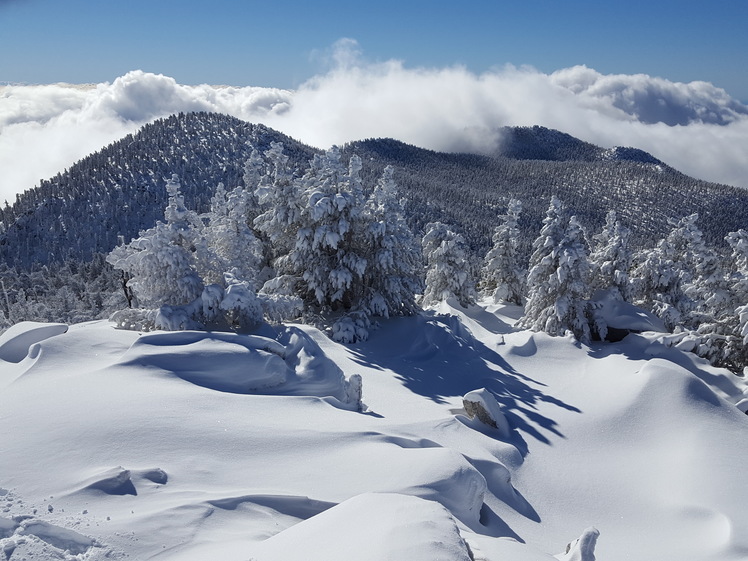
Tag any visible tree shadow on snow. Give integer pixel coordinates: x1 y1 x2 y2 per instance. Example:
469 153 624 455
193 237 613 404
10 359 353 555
347 310 582 456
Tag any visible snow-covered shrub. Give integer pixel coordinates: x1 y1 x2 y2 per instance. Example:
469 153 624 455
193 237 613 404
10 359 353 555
109 307 159 332
331 312 371 344
155 304 202 331
219 273 264 330
257 293 304 324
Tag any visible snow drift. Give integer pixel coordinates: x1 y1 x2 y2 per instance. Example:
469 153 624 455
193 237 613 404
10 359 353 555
1 301 747 561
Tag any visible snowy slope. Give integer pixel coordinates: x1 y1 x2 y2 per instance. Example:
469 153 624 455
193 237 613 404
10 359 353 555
1 302 747 561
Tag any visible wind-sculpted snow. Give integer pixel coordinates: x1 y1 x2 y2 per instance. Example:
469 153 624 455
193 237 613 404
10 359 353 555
0 321 68 363
117 327 362 409
247 493 475 561
1 304 748 560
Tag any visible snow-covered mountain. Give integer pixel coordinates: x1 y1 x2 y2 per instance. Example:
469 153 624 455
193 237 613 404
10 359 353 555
1 300 747 560
2 112 747 270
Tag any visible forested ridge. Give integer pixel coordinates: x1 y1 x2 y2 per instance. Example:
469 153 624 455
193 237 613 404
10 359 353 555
0 113 318 268
1 113 746 269
347 132 745 255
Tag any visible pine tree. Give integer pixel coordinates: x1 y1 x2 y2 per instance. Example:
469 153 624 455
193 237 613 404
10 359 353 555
689 229 748 370
518 196 593 342
256 145 423 334
481 199 524 305
589 210 632 301
253 142 304 256
421 222 476 308
284 148 369 310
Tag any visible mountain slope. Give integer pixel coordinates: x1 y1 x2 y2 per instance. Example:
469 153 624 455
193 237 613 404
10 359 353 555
346 136 744 254
0 112 318 268
1 112 746 269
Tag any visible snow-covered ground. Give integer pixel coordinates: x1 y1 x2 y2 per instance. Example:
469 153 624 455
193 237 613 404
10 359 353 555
1 300 747 561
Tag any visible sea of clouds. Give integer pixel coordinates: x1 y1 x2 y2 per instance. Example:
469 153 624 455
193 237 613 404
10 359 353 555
1 39 747 204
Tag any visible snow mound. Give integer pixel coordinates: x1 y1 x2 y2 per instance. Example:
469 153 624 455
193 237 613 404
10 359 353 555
0 517 18 539
368 447 487 525
120 331 289 392
79 466 137 496
0 517 100 559
556 527 599 561
118 326 362 409
248 492 474 561
592 289 666 334
0 321 68 363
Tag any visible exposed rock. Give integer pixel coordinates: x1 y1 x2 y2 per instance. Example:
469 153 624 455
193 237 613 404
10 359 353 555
462 388 511 437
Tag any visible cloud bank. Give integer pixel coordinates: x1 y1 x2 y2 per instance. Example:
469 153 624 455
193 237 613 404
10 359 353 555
2 41 747 204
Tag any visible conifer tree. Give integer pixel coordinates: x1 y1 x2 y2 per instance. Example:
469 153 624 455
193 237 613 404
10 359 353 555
630 214 711 330
589 210 632 301
421 222 476 308
107 174 204 309
362 165 423 317
481 199 524 305
518 196 592 342
202 182 264 287
689 229 748 370
286 148 369 310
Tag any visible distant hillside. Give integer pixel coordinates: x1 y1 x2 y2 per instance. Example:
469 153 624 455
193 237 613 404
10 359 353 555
0 112 318 268
497 125 666 166
1 112 746 269
346 135 746 255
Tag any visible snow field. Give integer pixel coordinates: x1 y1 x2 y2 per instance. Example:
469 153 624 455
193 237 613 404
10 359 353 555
1 301 747 560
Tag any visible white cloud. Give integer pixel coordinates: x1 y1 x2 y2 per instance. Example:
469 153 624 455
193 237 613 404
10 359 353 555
1 45 747 206
550 65 748 126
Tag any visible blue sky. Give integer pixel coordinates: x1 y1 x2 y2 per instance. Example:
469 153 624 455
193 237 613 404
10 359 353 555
1 0 747 100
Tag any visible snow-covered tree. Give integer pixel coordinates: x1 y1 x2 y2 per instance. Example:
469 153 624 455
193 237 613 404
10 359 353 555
589 210 632 301
481 199 524 305
201 182 264 287
361 165 423 317
255 144 423 341
253 142 303 255
629 214 712 330
726 229 748 308
686 229 748 370
517 196 593 342
108 175 286 332
107 175 204 310
421 222 476 308
285 148 368 309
